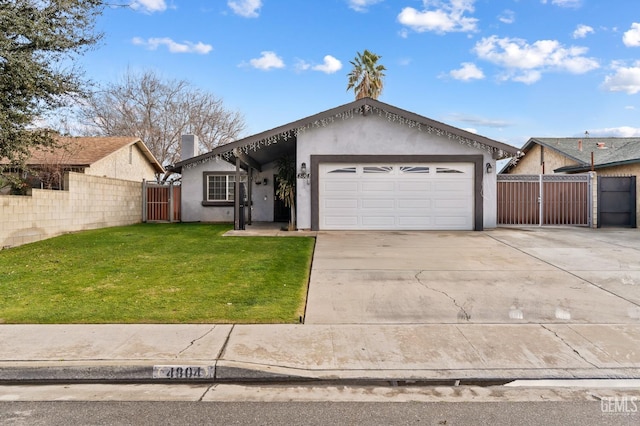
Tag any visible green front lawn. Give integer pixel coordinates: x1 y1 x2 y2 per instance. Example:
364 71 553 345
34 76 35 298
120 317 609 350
0 223 315 324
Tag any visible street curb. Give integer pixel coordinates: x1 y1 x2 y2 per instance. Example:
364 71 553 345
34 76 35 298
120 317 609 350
3 364 640 384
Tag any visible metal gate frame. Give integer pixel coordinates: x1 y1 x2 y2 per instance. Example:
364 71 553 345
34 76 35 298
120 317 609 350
142 180 181 223
497 174 592 227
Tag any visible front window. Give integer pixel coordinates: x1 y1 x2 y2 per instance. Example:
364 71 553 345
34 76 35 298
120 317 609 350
204 173 246 202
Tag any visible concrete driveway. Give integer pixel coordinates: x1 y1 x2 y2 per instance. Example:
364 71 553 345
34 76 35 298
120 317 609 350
304 227 640 324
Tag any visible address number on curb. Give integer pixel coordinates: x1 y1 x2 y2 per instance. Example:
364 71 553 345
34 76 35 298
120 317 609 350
153 365 213 379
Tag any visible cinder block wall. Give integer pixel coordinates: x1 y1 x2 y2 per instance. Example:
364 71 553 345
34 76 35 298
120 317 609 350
1 172 142 248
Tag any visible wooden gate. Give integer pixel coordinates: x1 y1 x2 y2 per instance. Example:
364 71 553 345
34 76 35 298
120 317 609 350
142 181 181 222
497 174 592 226
598 176 637 228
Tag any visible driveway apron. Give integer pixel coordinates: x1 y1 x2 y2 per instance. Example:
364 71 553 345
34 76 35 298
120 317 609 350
304 228 640 324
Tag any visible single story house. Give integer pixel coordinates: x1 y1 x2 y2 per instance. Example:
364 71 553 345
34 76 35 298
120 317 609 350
171 98 517 231
501 137 640 175
1 136 164 191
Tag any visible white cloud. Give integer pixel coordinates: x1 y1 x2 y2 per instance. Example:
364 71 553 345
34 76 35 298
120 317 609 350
498 10 515 24
132 37 213 54
572 24 594 39
312 55 343 74
447 113 511 128
347 0 383 12
511 70 542 84
131 0 167 13
623 23 640 47
589 127 640 137
462 128 478 134
625 105 636 110
473 36 599 84
294 59 311 72
249 51 285 70
541 0 582 8
294 56 343 74
228 0 262 18
449 62 484 81
602 61 640 94
398 0 478 34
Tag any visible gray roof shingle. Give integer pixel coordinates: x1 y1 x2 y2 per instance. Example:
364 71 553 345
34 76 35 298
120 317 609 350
516 137 640 172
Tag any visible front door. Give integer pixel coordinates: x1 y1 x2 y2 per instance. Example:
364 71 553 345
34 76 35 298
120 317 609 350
274 175 291 223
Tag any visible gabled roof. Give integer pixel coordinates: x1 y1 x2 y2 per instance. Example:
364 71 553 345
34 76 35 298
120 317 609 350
3 136 164 174
173 98 517 173
505 137 640 173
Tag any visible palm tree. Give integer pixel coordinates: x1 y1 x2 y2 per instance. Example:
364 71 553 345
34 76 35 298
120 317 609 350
346 50 386 100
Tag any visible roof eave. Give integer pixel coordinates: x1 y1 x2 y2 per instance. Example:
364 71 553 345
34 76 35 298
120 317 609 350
133 139 165 174
175 98 518 170
555 157 640 173
528 138 588 165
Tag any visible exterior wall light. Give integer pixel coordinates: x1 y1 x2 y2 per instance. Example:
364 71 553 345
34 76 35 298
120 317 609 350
297 162 310 179
485 162 493 174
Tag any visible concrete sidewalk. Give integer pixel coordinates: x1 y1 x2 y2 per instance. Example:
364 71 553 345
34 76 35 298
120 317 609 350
1 323 640 383
1 227 639 384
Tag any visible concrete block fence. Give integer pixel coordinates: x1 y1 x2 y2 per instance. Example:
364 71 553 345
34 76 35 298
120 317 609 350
1 172 142 248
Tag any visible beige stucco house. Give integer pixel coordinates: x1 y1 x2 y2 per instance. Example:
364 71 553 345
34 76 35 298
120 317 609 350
2 136 164 191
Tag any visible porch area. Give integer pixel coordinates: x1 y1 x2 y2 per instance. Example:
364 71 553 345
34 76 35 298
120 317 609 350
223 221 318 237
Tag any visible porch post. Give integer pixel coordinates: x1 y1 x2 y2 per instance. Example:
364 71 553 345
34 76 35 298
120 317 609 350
234 157 241 230
247 168 253 225
168 181 174 223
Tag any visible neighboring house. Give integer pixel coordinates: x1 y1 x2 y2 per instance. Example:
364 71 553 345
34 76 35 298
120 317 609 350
501 137 640 175
1 136 164 191
502 137 640 227
171 98 517 231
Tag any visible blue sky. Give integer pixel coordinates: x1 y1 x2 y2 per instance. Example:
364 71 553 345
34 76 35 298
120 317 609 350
80 0 640 149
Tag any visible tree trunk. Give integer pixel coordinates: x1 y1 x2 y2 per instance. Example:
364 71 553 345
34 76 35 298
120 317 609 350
288 192 296 231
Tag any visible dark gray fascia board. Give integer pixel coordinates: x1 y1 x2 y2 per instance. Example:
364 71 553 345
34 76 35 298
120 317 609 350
554 157 640 173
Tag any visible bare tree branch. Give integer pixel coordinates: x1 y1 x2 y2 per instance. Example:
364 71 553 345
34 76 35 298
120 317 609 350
78 69 246 166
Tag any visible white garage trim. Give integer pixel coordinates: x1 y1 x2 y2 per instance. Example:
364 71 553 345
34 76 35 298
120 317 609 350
319 163 474 230
310 155 484 231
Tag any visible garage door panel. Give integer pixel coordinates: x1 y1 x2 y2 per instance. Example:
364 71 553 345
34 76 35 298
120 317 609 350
434 199 470 209
361 181 395 192
361 198 395 209
319 163 474 230
324 199 358 209
397 181 433 191
435 216 470 226
397 199 431 209
397 216 434 226
324 181 358 191
361 216 396 226
324 216 359 226
434 180 470 192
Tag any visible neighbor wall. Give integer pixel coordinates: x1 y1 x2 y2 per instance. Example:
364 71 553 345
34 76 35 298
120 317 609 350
1 172 142 248
508 144 580 174
86 143 159 182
